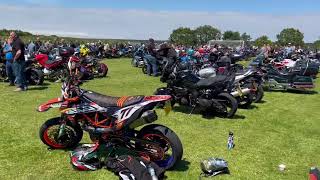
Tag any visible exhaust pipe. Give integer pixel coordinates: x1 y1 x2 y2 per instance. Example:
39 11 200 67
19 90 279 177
83 126 113 134
231 88 252 97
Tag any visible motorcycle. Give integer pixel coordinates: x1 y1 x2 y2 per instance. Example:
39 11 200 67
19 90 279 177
0 59 44 85
38 75 183 170
155 59 238 118
261 64 315 91
71 55 108 80
34 47 73 82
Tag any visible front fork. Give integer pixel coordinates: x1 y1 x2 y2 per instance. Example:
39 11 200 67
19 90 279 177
57 116 67 139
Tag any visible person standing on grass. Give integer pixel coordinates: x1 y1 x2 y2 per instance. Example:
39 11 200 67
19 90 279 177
3 38 15 86
144 38 158 76
10 32 27 92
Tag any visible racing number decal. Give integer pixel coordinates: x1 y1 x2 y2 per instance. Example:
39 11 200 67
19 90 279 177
120 107 134 120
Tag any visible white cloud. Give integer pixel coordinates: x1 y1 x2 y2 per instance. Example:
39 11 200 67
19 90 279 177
0 5 319 42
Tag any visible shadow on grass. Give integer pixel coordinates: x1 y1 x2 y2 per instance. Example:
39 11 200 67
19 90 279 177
230 114 246 120
173 159 191 172
286 89 318 94
172 105 246 120
255 100 267 104
266 89 318 95
27 86 48 91
241 104 258 110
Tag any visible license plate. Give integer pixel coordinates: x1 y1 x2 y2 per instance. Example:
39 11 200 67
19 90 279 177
164 101 172 115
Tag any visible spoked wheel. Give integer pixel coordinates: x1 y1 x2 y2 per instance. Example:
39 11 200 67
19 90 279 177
137 125 183 170
39 117 83 149
216 93 238 118
95 63 108 77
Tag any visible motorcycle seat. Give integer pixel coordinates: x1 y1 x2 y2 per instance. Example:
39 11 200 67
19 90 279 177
83 91 145 108
196 75 228 88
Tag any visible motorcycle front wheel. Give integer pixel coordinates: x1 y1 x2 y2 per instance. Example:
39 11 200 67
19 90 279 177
216 93 238 118
26 68 44 85
137 124 183 170
39 117 83 149
94 63 108 77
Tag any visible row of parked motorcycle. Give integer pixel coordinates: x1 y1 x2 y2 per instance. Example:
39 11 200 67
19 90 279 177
132 49 319 118
0 47 108 85
35 48 319 175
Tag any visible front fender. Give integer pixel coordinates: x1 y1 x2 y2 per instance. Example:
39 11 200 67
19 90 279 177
38 98 63 112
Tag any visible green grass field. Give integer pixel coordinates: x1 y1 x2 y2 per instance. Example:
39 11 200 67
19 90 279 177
0 58 319 180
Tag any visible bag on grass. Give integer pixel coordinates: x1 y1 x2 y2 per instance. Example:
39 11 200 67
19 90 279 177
105 155 165 180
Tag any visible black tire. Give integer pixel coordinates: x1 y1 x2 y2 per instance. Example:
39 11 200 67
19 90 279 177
253 85 264 103
217 93 238 118
237 93 253 109
237 84 254 109
137 124 183 170
142 65 148 74
27 69 44 85
39 117 83 149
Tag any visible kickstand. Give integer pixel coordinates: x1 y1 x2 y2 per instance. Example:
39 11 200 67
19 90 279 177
189 105 196 115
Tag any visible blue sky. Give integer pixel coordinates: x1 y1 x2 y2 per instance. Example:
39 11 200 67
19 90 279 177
4 0 320 13
0 0 320 41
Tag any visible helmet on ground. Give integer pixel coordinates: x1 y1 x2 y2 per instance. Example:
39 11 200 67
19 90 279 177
71 143 101 171
200 158 229 176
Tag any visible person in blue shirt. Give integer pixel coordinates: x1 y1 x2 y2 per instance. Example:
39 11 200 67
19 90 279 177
3 38 15 86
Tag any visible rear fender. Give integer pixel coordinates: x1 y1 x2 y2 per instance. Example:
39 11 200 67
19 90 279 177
144 95 171 103
38 98 63 112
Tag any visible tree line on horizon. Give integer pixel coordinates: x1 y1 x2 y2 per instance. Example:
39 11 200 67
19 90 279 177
169 25 320 49
0 28 319 50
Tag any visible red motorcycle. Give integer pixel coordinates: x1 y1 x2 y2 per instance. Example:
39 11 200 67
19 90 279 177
68 55 108 80
38 76 183 170
34 47 74 82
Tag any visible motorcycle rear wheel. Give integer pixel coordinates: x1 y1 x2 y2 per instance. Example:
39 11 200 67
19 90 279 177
137 124 183 170
39 117 83 149
252 85 264 103
237 92 254 109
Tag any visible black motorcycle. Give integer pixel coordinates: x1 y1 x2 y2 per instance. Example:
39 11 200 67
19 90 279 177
155 59 238 118
0 60 44 85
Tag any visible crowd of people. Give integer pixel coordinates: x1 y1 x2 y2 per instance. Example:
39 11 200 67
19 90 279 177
134 39 320 78
1 32 319 92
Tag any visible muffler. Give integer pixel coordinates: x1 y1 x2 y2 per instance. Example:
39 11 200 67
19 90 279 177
231 88 251 97
83 125 113 134
129 110 158 128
